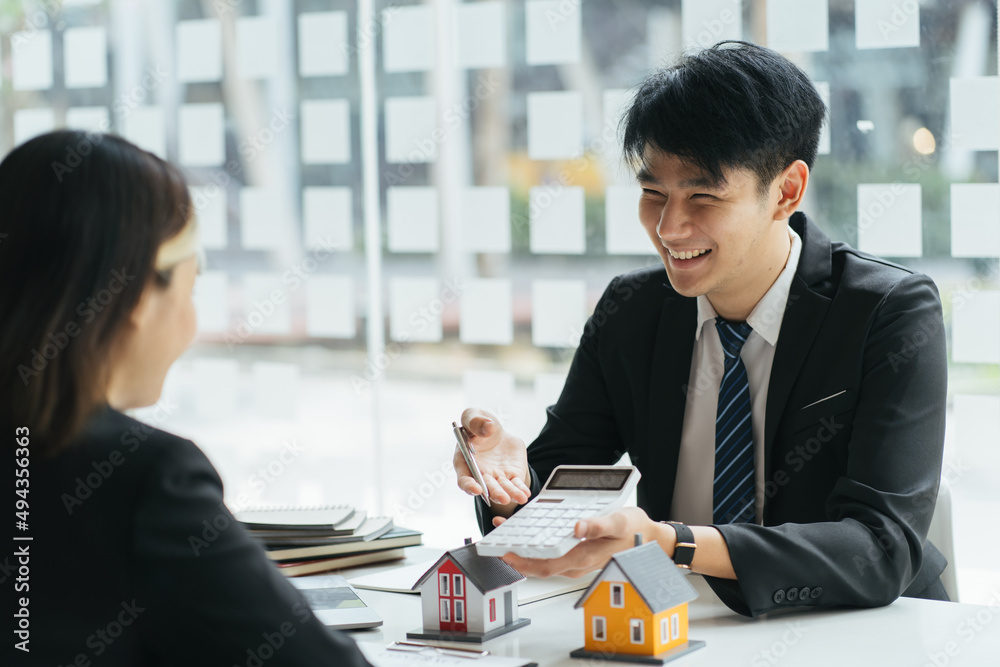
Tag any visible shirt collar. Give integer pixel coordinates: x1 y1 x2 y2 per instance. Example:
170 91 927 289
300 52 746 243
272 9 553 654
694 227 803 347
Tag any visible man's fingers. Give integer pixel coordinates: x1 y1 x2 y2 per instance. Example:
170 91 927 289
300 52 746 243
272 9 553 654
457 475 483 496
483 474 510 505
495 476 529 505
461 407 499 439
492 516 507 527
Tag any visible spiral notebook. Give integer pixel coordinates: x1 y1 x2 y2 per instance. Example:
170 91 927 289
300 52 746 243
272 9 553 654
234 503 356 531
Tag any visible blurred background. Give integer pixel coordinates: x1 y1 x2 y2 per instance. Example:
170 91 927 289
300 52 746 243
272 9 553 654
2 0 997 602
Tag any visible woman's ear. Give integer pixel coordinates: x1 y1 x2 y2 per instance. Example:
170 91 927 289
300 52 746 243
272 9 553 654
127 279 159 332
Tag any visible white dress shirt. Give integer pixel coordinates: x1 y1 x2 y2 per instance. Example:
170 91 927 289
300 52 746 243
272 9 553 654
669 227 802 526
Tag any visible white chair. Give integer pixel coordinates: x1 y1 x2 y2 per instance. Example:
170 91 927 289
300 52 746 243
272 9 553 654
926 476 958 602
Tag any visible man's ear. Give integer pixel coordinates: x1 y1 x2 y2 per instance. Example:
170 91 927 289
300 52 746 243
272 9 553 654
772 160 809 221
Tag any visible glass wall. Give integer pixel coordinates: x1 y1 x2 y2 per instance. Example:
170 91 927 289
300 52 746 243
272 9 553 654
3 0 997 600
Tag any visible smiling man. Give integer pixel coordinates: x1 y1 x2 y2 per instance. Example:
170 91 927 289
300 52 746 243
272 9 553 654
454 41 949 617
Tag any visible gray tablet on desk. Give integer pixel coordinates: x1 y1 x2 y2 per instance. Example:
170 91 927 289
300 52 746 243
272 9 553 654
290 574 383 630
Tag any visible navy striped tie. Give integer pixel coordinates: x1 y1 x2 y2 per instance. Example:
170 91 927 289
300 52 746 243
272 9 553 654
713 318 756 524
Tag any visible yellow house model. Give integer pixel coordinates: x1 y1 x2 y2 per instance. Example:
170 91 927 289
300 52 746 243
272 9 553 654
570 541 705 664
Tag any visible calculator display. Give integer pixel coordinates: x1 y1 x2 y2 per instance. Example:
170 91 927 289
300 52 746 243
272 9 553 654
546 468 631 491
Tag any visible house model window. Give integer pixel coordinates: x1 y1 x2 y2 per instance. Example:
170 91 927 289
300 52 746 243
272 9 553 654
610 583 624 607
630 618 644 644
455 600 465 623
454 574 464 596
593 616 606 641
439 573 450 596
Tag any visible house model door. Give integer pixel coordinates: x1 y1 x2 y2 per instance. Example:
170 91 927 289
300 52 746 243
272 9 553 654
437 562 467 633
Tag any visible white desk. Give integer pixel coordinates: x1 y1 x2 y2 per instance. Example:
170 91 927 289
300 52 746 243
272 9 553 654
344 549 1000 666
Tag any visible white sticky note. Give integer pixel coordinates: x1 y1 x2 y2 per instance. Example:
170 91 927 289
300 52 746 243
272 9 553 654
64 27 108 88
953 395 1000 464
387 187 439 253
458 187 510 253
298 12 349 76
463 370 516 422
237 16 278 79
535 373 567 409
13 109 56 147
460 278 513 345
179 104 226 166
383 5 435 72
177 20 222 83
606 186 652 255
766 0 828 53
681 0 742 50
252 362 300 419
816 81 831 155
525 0 580 65
193 271 229 333
857 184 922 257
530 186 585 255
190 186 228 249
240 188 283 250
648 8 681 69
527 91 582 160
385 96 437 163
951 184 1000 258
301 99 351 164
122 106 166 158
454 1 506 69
952 291 1000 365
532 280 587 348
950 77 999 152
855 0 920 50
602 89 634 183
12 30 53 90
305 276 355 339
303 187 353 250
66 107 110 133
192 358 239 418
389 278 442 342
243 273 292 335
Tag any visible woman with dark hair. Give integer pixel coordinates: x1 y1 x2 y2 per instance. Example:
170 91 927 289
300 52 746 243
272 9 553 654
1 131 371 665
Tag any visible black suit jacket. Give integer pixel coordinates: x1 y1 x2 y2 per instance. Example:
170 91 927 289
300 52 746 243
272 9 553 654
479 212 948 617
8 407 371 666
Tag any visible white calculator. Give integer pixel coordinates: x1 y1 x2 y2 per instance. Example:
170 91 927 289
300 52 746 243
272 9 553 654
475 465 641 559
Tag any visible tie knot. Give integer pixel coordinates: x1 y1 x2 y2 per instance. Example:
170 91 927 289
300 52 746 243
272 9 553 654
715 318 752 356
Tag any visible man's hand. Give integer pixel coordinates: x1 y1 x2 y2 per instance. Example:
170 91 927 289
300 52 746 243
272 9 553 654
498 507 671 578
453 408 532 516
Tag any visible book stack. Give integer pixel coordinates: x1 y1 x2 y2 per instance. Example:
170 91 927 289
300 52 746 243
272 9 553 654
235 504 422 577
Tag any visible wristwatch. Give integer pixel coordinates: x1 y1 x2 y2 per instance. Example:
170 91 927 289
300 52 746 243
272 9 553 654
664 521 696 569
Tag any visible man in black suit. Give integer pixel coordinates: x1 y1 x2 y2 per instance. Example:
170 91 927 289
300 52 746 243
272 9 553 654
454 41 948 617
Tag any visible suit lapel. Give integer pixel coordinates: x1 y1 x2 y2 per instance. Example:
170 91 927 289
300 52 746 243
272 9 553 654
644 293 697 520
762 213 834 518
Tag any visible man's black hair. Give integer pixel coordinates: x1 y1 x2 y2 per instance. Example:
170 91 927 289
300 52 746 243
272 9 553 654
622 41 827 195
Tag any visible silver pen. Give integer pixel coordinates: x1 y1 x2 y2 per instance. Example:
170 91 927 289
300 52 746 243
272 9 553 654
453 421 491 507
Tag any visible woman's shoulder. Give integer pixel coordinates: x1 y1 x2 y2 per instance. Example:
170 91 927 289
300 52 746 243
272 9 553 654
51 404 212 485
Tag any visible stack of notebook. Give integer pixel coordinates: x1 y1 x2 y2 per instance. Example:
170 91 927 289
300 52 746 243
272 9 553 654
235 504 422 577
